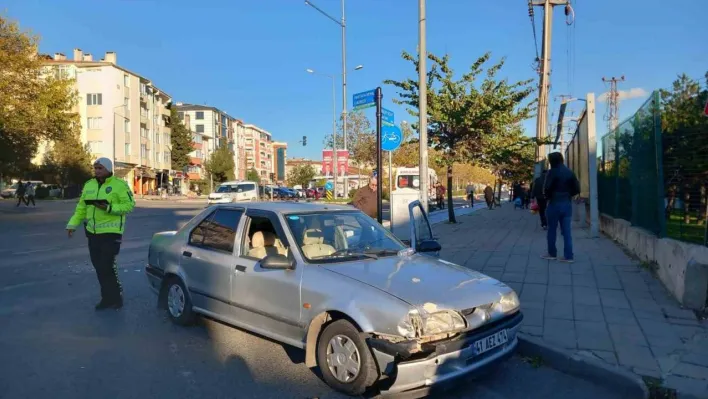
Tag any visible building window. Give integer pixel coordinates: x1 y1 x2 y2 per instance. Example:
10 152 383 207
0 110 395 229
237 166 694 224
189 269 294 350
164 133 169 144
124 75 130 87
140 82 147 95
124 119 130 133
87 93 102 105
140 107 148 118
195 111 204 120
164 152 170 163
141 127 148 138
195 150 203 159
124 132 130 143
192 134 202 144
141 144 147 159
87 141 102 153
155 133 160 144
125 143 131 156
195 124 204 133
123 97 129 110
87 117 102 129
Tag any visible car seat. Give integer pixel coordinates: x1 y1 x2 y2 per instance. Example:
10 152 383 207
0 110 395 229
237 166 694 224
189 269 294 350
248 231 280 259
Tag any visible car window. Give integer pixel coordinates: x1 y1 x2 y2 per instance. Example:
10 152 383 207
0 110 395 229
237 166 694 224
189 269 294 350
238 183 255 192
188 211 215 246
241 214 289 260
202 209 243 253
285 211 405 262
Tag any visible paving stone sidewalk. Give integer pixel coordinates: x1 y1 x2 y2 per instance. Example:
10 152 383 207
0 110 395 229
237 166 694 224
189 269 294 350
434 203 708 398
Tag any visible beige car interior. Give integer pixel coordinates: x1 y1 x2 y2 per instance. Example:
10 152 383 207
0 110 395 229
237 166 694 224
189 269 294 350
247 230 288 259
301 228 336 259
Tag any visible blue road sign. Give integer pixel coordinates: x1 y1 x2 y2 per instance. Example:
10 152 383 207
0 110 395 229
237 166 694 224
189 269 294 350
353 89 375 110
381 125 402 152
324 181 334 191
382 108 394 126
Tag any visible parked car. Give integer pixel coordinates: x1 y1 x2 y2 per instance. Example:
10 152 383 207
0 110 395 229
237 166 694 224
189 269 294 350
207 181 259 204
1 180 44 198
145 201 522 396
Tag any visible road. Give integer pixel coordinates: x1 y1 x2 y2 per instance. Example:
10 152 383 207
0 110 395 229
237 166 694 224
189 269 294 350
0 199 623 399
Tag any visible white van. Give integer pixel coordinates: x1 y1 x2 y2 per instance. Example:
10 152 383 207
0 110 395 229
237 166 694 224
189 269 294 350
208 181 259 204
394 167 438 201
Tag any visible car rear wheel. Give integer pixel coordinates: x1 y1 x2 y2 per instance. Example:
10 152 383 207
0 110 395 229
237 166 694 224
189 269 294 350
165 277 195 326
316 319 378 396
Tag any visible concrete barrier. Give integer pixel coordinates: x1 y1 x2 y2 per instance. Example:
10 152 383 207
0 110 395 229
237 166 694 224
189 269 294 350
599 213 708 310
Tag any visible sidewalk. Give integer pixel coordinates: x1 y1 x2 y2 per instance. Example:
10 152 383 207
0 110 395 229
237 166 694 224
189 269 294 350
433 203 708 398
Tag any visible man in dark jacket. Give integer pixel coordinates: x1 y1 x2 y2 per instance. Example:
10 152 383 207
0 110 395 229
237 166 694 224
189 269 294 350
542 151 580 262
352 175 378 219
531 170 548 229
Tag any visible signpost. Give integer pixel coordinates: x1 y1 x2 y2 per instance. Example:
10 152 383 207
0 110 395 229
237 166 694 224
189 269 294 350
382 108 394 126
381 111 399 205
325 180 334 201
353 89 376 111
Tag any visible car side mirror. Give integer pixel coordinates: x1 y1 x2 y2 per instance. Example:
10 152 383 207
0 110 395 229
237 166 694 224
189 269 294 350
260 254 294 270
418 239 442 253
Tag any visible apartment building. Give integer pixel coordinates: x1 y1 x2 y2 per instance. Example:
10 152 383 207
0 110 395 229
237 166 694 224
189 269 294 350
243 124 274 184
42 49 173 194
175 104 238 181
272 142 288 183
233 120 248 180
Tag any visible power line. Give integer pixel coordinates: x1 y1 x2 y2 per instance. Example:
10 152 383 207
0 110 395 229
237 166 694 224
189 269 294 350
527 0 540 68
602 76 626 134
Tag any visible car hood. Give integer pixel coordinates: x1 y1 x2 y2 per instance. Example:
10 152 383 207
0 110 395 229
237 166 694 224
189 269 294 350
322 254 512 310
209 193 226 199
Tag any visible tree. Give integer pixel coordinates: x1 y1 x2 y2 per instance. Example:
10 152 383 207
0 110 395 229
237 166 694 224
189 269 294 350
385 51 535 222
324 111 376 185
246 168 260 182
168 106 192 171
0 16 79 179
287 164 316 188
204 145 235 185
43 132 92 197
391 121 421 167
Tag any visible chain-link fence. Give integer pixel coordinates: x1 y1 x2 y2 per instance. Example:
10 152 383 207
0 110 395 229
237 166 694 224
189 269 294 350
598 87 708 246
598 92 666 237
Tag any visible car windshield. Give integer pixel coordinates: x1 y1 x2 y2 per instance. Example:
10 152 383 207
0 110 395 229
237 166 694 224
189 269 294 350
216 185 236 193
284 211 406 263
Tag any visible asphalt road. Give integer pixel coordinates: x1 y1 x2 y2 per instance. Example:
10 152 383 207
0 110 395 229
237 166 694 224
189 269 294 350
0 199 623 399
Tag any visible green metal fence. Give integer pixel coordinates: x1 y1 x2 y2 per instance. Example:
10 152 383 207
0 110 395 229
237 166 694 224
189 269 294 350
598 91 666 237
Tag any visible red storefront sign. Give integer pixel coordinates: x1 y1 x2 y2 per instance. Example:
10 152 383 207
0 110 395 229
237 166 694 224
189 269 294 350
322 150 349 176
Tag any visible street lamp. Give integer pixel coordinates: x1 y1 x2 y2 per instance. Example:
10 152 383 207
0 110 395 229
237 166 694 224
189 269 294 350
306 68 338 196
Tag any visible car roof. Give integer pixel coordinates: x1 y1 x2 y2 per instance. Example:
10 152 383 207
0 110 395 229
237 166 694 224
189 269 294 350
214 201 355 214
219 181 258 185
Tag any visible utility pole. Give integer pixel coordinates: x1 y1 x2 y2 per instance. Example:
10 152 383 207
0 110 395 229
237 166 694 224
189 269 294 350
340 0 349 198
532 0 570 161
602 75 625 132
418 0 429 212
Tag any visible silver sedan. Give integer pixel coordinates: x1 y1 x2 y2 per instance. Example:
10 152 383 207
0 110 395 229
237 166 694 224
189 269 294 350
145 201 522 396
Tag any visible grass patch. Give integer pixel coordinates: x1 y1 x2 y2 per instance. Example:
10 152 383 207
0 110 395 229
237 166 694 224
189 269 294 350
521 355 544 368
666 213 706 246
643 376 677 399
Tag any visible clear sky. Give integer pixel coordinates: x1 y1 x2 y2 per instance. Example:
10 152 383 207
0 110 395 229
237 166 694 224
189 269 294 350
5 0 707 160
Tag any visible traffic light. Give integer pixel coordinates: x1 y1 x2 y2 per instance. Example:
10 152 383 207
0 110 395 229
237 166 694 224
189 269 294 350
302 135 307 146
269 172 275 181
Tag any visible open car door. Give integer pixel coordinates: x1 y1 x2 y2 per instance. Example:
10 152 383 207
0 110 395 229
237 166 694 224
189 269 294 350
407 200 442 256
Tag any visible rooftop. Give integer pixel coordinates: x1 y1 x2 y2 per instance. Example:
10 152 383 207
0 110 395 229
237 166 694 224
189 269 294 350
175 103 237 121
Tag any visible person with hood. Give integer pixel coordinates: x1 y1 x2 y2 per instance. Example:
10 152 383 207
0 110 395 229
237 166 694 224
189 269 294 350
531 170 548 229
542 151 580 262
66 158 135 310
483 184 495 210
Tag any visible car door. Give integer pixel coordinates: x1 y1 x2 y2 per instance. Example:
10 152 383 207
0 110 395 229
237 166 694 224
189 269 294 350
230 209 305 344
408 200 440 256
180 207 244 312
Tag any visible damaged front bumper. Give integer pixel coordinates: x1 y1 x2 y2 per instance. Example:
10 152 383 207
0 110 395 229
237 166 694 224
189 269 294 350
367 311 523 395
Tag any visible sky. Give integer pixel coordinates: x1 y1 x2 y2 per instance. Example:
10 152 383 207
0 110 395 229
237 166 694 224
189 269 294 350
5 0 708 160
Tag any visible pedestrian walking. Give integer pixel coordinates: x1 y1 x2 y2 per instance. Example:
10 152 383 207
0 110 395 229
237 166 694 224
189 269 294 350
483 185 494 210
24 183 36 206
531 170 548 229
15 179 26 207
436 183 446 210
465 182 475 206
66 157 135 310
352 173 378 220
542 151 580 263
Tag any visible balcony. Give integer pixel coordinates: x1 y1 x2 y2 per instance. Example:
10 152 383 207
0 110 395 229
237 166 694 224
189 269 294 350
190 157 202 165
139 93 148 103
192 142 202 150
140 113 149 124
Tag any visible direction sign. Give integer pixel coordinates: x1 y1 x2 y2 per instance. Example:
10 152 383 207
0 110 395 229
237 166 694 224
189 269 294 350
382 108 394 126
353 89 376 110
324 181 334 191
381 125 402 152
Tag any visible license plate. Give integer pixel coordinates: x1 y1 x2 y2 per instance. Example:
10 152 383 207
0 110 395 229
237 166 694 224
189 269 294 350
473 329 508 355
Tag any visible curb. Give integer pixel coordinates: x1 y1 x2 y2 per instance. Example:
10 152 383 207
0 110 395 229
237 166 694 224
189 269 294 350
517 334 649 399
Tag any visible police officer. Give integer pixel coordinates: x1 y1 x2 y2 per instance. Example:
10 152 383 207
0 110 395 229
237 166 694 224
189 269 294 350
67 157 135 310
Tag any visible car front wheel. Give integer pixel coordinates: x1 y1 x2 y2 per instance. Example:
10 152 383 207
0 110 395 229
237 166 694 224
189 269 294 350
164 277 196 326
316 319 378 396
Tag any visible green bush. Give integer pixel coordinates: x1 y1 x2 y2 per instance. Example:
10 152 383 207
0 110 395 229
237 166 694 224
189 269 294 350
35 186 50 199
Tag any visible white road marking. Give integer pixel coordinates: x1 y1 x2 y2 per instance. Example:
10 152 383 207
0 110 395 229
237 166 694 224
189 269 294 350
12 247 56 255
20 233 48 237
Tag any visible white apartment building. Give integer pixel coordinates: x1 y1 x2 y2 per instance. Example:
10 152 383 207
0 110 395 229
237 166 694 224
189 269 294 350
243 124 274 184
175 104 238 182
42 49 173 194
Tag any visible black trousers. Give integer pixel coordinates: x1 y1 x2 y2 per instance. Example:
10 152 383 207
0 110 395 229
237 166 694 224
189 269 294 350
536 197 548 227
87 232 123 303
24 195 35 206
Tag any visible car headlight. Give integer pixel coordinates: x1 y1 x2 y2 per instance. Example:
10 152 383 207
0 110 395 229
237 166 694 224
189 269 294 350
397 308 467 338
499 291 520 313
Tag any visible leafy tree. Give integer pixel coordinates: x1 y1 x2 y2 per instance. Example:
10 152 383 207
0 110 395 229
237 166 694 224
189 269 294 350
287 164 316 188
246 168 260 182
43 132 93 197
385 51 535 222
391 121 421 167
204 145 235 185
168 106 192 171
0 16 79 179
324 111 376 184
